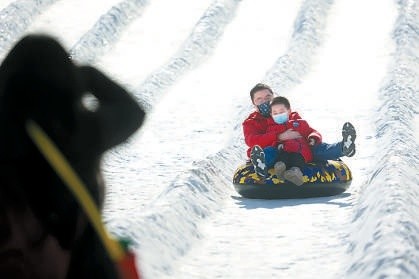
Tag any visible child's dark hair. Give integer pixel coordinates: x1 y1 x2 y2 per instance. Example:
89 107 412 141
249 83 273 102
270 96 291 109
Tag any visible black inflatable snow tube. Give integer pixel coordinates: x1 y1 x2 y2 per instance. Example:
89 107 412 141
233 160 352 199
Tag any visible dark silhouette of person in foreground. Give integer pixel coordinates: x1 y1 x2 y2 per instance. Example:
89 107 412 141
0 34 145 279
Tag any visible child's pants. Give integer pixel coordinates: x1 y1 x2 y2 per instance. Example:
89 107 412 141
263 141 344 168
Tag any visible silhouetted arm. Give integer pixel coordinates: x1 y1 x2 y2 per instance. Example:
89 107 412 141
77 66 145 153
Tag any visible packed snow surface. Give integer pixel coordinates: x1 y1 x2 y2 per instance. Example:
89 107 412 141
1 0 418 278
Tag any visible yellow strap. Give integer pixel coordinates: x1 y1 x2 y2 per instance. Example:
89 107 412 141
25 119 124 261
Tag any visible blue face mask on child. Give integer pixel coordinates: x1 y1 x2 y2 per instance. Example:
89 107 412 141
273 112 289 124
257 101 271 117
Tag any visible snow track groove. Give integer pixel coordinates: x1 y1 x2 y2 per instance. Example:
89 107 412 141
105 0 336 278
346 1 419 278
0 0 58 59
263 0 334 93
70 0 149 63
133 0 241 111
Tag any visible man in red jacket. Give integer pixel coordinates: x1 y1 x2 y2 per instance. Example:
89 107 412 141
243 83 356 183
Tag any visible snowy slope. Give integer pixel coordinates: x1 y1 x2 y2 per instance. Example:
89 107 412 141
0 0 418 279
173 0 399 278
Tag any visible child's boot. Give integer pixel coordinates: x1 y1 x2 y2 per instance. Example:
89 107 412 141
283 167 304 186
274 161 286 178
250 145 267 178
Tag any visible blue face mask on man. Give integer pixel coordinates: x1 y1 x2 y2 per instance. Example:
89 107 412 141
257 101 271 117
273 112 289 124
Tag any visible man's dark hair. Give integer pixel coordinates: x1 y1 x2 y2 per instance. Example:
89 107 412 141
270 96 291 109
249 83 273 102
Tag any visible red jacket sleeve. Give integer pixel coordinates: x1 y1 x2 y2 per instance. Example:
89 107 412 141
304 121 322 144
289 112 322 144
242 114 278 148
307 129 322 144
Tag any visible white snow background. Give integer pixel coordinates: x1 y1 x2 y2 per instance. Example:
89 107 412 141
0 0 418 278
